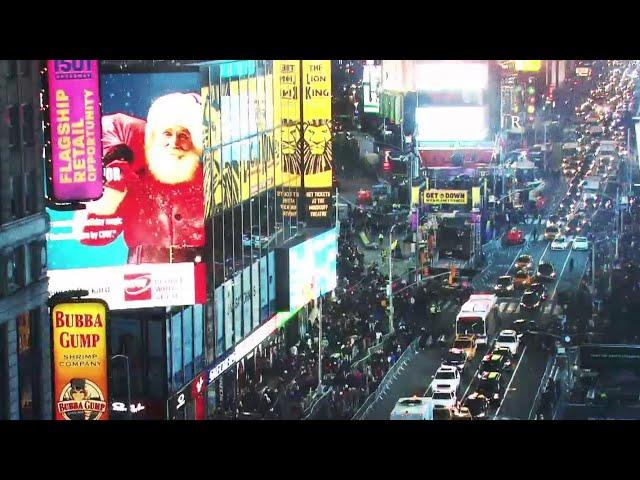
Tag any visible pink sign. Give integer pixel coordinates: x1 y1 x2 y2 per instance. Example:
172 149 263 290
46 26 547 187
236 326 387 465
48 60 103 202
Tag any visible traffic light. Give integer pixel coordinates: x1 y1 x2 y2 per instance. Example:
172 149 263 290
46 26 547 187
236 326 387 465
525 77 536 123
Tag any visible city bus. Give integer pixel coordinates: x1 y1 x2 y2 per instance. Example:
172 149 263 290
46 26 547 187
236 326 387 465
455 294 498 345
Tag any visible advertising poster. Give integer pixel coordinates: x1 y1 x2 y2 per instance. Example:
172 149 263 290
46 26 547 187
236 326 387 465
273 60 302 218
288 228 337 311
46 68 206 310
233 273 243 344
242 265 252 336
302 60 333 226
47 60 104 202
224 279 234 351
252 261 260 329
472 187 481 209
422 189 468 205
51 300 109 420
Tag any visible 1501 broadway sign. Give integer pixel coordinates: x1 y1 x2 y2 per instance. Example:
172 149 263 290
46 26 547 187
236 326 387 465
51 300 109 420
47 60 103 202
422 189 468 205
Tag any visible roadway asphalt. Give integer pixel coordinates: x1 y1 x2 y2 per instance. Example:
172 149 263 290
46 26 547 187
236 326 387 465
358 170 605 420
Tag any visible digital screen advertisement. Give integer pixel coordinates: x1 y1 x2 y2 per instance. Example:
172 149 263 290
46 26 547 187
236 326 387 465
416 106 489 142
288 228 337 310
302 60 333 226
47 60 104 202
415 61 488 92
46 69 206 310
51 300 109 421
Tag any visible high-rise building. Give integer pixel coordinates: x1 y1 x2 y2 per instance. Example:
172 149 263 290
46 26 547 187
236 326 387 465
0 60 51 420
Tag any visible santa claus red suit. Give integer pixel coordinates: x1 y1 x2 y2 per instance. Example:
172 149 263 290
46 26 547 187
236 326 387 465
80 93 204 264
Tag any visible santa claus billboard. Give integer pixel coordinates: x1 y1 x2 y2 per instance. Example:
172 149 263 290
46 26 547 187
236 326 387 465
46 69 206 310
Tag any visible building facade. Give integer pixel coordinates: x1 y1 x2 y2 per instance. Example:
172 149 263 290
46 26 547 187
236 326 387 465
42 60 336 420
0 60 51 420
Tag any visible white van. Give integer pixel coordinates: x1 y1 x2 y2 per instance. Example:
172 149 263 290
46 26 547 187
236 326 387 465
390 397 434 420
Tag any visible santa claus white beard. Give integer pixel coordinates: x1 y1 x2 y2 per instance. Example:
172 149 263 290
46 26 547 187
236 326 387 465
146 145 200 185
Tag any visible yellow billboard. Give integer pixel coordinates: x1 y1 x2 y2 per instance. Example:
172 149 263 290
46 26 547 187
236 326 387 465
52 300 109 421
302 60 333 224
422 189 468 205
514 60 542 72
273 60 302 218
472 186 481 208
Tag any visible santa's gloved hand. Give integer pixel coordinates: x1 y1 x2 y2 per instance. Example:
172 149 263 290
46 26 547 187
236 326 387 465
102 144 138 192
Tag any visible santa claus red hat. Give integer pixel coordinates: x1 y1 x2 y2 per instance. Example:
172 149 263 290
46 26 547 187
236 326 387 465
145 92 203 152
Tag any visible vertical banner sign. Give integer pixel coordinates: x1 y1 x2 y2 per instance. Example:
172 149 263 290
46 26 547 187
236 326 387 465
302 60 333 227
273 60 301 218
472 186 481 209
47 60 104 202
51 300 109 420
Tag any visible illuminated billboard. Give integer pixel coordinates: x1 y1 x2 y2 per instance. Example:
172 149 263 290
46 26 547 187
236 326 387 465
415 61 488 92
416 106 489 142
363 63 382 113
288 228 337 310
46 69 206 310
47 60 104 202
514 60 542 72
51 300 109 420
422 189 468 205
274 60 302 218
302 60 333 226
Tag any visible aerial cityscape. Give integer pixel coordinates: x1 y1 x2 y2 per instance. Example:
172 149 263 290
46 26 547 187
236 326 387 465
1 59 638 420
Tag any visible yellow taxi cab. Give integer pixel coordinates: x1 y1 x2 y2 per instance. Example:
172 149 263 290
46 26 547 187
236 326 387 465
513 269 533 289
452 335 477 360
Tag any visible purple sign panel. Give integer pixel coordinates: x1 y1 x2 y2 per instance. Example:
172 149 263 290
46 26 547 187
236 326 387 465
48 60 103 202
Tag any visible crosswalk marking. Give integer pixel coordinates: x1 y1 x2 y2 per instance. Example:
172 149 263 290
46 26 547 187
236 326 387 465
496 300 560 316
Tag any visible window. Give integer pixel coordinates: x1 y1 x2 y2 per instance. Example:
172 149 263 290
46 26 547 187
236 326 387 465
8 105 20 149
21 104 35 146
145 320 165 400
4 250 19 295
19 60 31 78
17 310 40 419
183 307 193 381
0 323 8 419
14 246 25 288
6 60 17 79
10 175 24 219
193 304 204 372
28 240 46 281
170 311 183 392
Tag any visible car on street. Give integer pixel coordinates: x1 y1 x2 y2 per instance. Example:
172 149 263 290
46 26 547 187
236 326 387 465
442 348 468 373
513 269 533 289
503 227 524 246
515 254 534 270
544 225 560 241
433 405 454 420
430 386 457 409
494 275 515 296
536 261 556 282
547 214 560 227
356 189 372 204
526 282 548 300
573 236 589 251
463 392 490 418
476 372 505 406
453 335 477 360
495 329 520 356
430 365 461 394
564 218 584 236
477 353 508 378
492 347 515 369
551 235 570 250
520 289 544 311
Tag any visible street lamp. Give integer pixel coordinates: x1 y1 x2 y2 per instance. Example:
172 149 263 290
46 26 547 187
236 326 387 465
388 224 398 335
111 354 132 420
